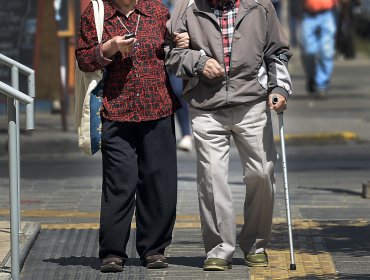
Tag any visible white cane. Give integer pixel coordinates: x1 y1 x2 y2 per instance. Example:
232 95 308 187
273 96 296 270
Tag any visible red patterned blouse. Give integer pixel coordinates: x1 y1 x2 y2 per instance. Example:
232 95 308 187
75 0 179 122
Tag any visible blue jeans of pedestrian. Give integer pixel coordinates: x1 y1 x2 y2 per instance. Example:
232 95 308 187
168 72 191 137
301 10 337 92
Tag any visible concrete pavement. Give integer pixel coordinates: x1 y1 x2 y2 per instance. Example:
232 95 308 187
0 49 370 279
1 49 370 157
1 145 370 279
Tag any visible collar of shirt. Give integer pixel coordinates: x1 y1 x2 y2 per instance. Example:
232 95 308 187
104 0 151 20
209 0 239 10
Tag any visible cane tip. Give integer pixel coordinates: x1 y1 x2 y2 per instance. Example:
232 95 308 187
290 264 296 270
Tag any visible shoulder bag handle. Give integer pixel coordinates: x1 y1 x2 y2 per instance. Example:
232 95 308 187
92 0 104 43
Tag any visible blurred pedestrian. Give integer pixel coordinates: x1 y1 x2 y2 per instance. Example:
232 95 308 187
336 0 356 59
169 74 193 151
271 0 282 20
163 0 193 152
75 0 182 272
166 0 292 271
288 0 303 48
300 0 337 97
162 0 174 11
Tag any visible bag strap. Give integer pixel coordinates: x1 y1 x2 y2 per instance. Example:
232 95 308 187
92 0 104 43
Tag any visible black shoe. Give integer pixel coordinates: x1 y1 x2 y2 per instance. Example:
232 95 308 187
306 78 316 94
144 254 168 269
101 256 124 273
315 88 328 99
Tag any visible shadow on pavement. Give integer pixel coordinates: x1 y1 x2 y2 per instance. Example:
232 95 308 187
297 185 362 196
322 221 370 258
265 221 370 258
43 256 101 270
339 275 370 280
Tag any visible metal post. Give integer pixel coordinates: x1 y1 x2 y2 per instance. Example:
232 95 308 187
11 66 22 234
0 54 35 280
1 82 33 280
27 73 35 130
7 97 20 280
28 73 35 98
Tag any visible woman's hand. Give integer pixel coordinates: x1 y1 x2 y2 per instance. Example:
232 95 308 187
113 36 137 57
174 32 189 49
102 36 137 58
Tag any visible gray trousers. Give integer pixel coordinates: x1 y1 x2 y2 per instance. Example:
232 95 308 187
190 100 277 262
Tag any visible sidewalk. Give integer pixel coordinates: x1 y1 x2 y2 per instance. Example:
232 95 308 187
0 51 369 279
1 50 370 157
0 222 40 280
1 160 370 279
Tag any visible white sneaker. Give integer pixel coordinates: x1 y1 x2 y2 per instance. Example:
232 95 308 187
177 135 193 152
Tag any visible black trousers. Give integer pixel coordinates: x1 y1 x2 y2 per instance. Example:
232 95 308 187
99 115 177 261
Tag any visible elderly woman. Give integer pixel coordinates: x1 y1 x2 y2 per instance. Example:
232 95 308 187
75 0 187 272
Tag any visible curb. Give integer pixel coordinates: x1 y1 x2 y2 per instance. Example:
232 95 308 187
0 131 363 157
274 131 360 146
0 222 41 280
0 134 80 157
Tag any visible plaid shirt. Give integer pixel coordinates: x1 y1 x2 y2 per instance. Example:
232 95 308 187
211 0 240 73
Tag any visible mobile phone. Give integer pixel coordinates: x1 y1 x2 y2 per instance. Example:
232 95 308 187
125 33 136 40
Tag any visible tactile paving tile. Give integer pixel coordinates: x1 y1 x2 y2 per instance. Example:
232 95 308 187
20 229 149 280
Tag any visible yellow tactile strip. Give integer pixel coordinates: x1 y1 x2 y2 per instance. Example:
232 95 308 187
274 131 359 145
0 209 100 219
250 219 339 280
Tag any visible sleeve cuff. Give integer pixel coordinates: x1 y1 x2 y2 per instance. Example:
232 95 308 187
196 55 209 76
270 87 289 100
95 44 112 67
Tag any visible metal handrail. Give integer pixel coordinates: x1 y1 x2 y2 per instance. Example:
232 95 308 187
0 53 35 280
0 53 36 99
0 82 34 129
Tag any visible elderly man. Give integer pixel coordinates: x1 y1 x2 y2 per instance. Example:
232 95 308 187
165 0 292 271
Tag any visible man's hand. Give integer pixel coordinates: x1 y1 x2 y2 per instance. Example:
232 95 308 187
269 94 287 113
174 32 189 49
202 58 225 79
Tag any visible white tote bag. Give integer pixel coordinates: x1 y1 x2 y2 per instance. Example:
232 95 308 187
75 0 104 155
